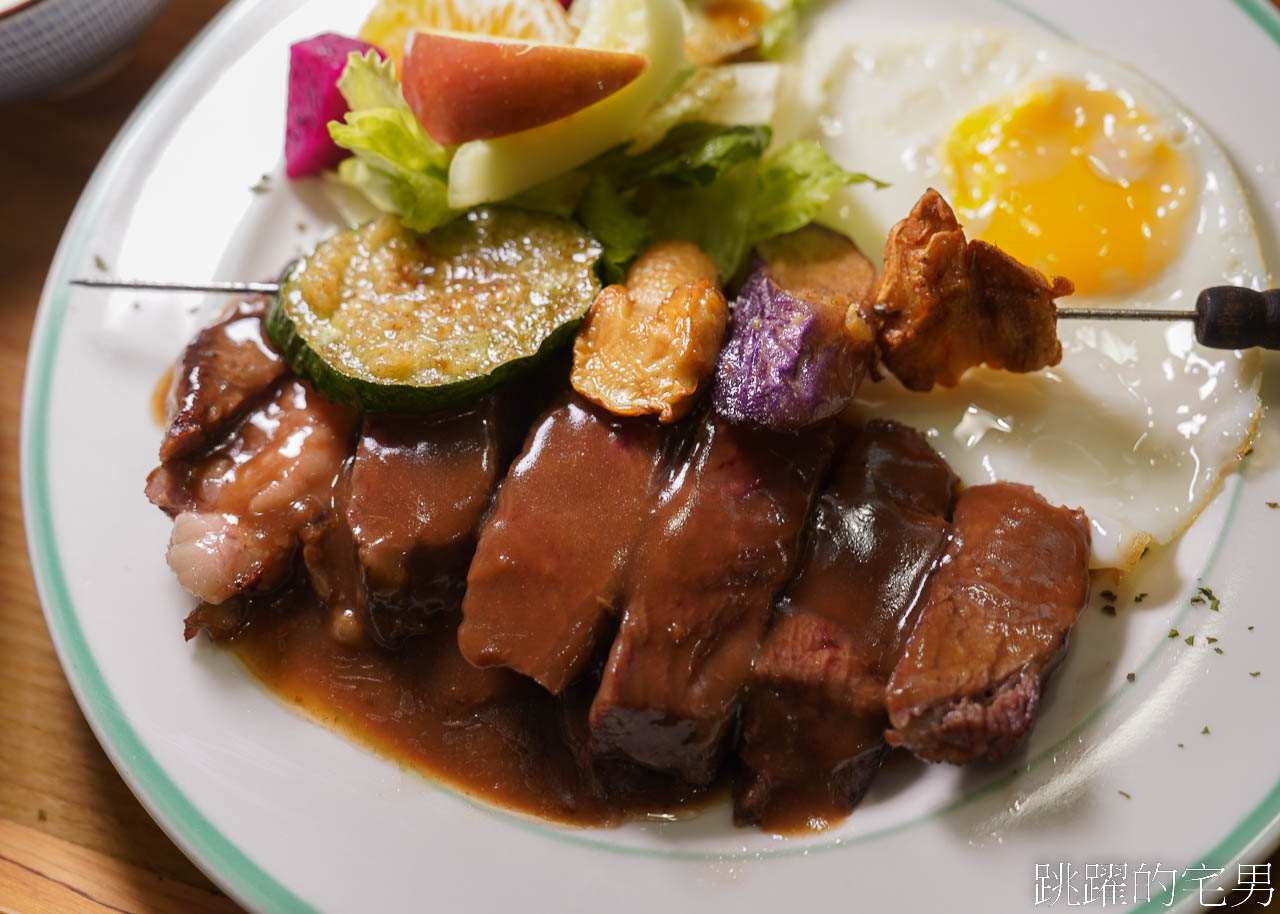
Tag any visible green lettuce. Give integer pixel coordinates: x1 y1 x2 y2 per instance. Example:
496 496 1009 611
322 52 876 284
328 51 456 233
627 67 735 153
757 0 826 59
576 177 651 284
643 161 756 279
748 138 886 241
634 136 882 278
591 122 771 188
516 122 882 281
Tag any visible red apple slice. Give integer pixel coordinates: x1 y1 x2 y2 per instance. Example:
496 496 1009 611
402 30 648 146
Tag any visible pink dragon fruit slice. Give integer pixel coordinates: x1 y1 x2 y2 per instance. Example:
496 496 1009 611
286 33 384 179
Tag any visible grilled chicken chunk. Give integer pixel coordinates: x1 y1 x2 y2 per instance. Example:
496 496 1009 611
885 482 1091 763
876 189 1072 391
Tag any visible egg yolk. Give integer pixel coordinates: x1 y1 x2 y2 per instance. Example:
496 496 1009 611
943 77 1193 296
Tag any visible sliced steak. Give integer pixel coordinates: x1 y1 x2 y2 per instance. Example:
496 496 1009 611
735 420 956 827
147 378 358 607
885 482 1091 763
347 397 508 647
159 296 286 462
589 415 834 785
458 394 671 694
559 672 702 809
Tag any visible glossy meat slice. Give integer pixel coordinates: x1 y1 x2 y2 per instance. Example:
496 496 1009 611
560 672 705 810
875 189 1072 391
299 461 367 646
347 397 507 647
735 421 956 828
458 394 672 694
589 415 834 784
885 483 1091 763
159 295 286 461
147 378 358 607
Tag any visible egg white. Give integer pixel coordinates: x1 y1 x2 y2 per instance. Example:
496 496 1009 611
782 26 1267 570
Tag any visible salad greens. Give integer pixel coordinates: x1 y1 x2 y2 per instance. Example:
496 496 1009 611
329 52 453 233
756 0 826 59
589 122 771 189
625 67 738 153
575 177 651 281
579 126 881 280
327 16 877 283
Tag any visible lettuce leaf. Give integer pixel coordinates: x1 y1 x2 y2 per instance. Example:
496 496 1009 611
591 122 771 188
627 67 733 152
328 51 456 233
748 138 885 241
643 161 757 279
757 0 826 59
577 177 652 284
638 137 881 278
504 122 774 279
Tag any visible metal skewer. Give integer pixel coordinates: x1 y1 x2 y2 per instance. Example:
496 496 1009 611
69 279 1280 351
71 278 281 295
1056 308 1196 322
69 278 1196 321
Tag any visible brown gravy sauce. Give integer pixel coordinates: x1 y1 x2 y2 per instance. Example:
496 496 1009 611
229 590 720 828
151 365 174 427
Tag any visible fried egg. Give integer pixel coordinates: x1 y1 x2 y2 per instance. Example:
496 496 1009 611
785 26 1267 569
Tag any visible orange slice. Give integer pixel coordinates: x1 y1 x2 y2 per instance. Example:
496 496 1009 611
359 0 574 70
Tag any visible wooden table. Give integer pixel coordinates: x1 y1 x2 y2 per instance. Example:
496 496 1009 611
2 2 1279 913
0 5 245 911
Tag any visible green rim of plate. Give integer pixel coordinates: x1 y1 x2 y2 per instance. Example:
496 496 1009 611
19 0 1280 911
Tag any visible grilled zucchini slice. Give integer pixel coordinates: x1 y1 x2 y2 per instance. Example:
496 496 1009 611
266 207 602 413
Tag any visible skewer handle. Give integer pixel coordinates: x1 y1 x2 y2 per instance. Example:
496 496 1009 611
1196 287 1280 351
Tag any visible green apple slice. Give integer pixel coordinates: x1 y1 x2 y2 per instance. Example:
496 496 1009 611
445 0 686 209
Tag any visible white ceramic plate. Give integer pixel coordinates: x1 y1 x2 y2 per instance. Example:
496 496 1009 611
21 1 1280 911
